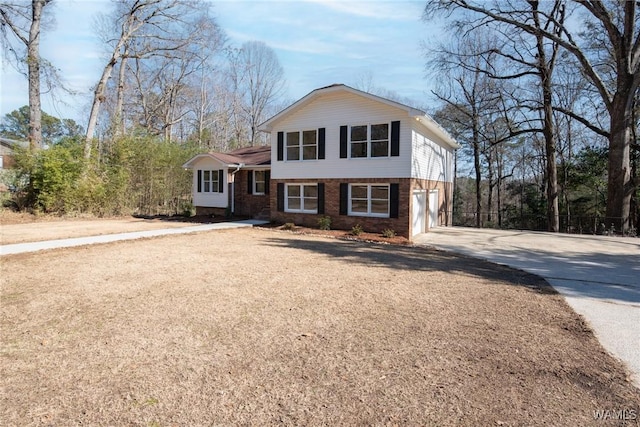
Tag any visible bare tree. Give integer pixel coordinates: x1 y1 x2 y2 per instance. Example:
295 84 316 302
115 8 224 142
85 0 220 155
230 41 286 146
430 37 502 227
429 33 544 228
425 0 640 232
1 0 53 149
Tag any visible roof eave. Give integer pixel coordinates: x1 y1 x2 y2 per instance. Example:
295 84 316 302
182 153 242 169
413 114 460 149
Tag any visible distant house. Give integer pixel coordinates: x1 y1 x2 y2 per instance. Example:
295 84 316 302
0 137 28 170
183 84 458 239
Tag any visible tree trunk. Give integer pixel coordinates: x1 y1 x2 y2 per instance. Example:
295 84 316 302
486 144 494 224
85 56 120 158
605 92 634 232
541 77 559 232
114 53 129 137
27 0 45 150
472 118 482 228
85 8 136 157
531 0 560 232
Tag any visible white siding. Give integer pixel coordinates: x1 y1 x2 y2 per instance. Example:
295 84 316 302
410 123 454 183
190 157 228 208
270 91 412 179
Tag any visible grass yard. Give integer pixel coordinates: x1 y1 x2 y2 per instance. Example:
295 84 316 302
1 226 639 426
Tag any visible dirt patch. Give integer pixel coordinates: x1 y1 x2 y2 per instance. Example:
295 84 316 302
1 227 638 426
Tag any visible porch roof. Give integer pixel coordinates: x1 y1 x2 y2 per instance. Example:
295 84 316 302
183 145 271 169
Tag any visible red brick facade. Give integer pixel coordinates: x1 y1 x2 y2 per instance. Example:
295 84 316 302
232 170 270 217
269 178 452 238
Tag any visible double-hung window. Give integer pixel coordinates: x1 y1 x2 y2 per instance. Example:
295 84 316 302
349 123 390 158
349 184 389 217
286 130 317 161
254 170 266 194
200 170 220 193
286 184 318 213
370 123 389 157
350 125 368 158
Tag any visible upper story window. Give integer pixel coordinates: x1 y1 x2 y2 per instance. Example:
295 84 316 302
349 123 390 158
340 121 399 159
277 128 325 162
286 130 317 161
350 123 389 158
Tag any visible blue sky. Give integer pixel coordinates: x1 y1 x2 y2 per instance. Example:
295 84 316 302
0 0 444 125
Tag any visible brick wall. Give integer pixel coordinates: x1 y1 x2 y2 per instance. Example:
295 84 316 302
270 178 412 238
269 177 453 239
195 206 227 217
233 170 270 217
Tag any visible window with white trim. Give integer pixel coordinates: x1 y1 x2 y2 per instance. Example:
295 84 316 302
350 123 390 158
200 170 220 193
349 184 389 217
286 130 317 161
286 184 318 213
254 170 266 194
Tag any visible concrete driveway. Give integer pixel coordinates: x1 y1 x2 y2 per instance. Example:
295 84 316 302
414 227 640 387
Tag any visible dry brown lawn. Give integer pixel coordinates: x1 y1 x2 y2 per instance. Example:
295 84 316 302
0 212 196 245
1 224 639 426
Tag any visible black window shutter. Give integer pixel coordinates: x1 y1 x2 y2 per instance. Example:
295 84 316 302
318 128 325 160
265 171 270 194
390 183 399 218
339 183 348 215
218 169 225 193
247 171 253 194
277 132 284 161
317 183 325 214
339 126 348 158
277 183 284 212
197 170 202 193
391 121 400 157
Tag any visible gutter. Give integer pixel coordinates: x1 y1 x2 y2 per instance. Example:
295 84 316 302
229 163 245 214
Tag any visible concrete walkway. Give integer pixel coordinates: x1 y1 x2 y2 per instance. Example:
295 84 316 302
414 227 640 387
0 219 268 256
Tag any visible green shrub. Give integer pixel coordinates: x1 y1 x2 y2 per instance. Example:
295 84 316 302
382 228 396 238
182 201 195 217
283 222 296 230
351 223 363 236
317 215 331 230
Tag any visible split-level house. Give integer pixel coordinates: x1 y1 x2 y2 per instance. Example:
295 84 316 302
183 84 458 239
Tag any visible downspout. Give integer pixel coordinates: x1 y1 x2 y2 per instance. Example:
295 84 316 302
230 163 244 214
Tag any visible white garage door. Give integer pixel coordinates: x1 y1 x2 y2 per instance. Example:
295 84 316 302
412 191 426 236
429 190 439 229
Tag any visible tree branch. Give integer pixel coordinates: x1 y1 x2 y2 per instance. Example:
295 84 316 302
552 105 610 138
